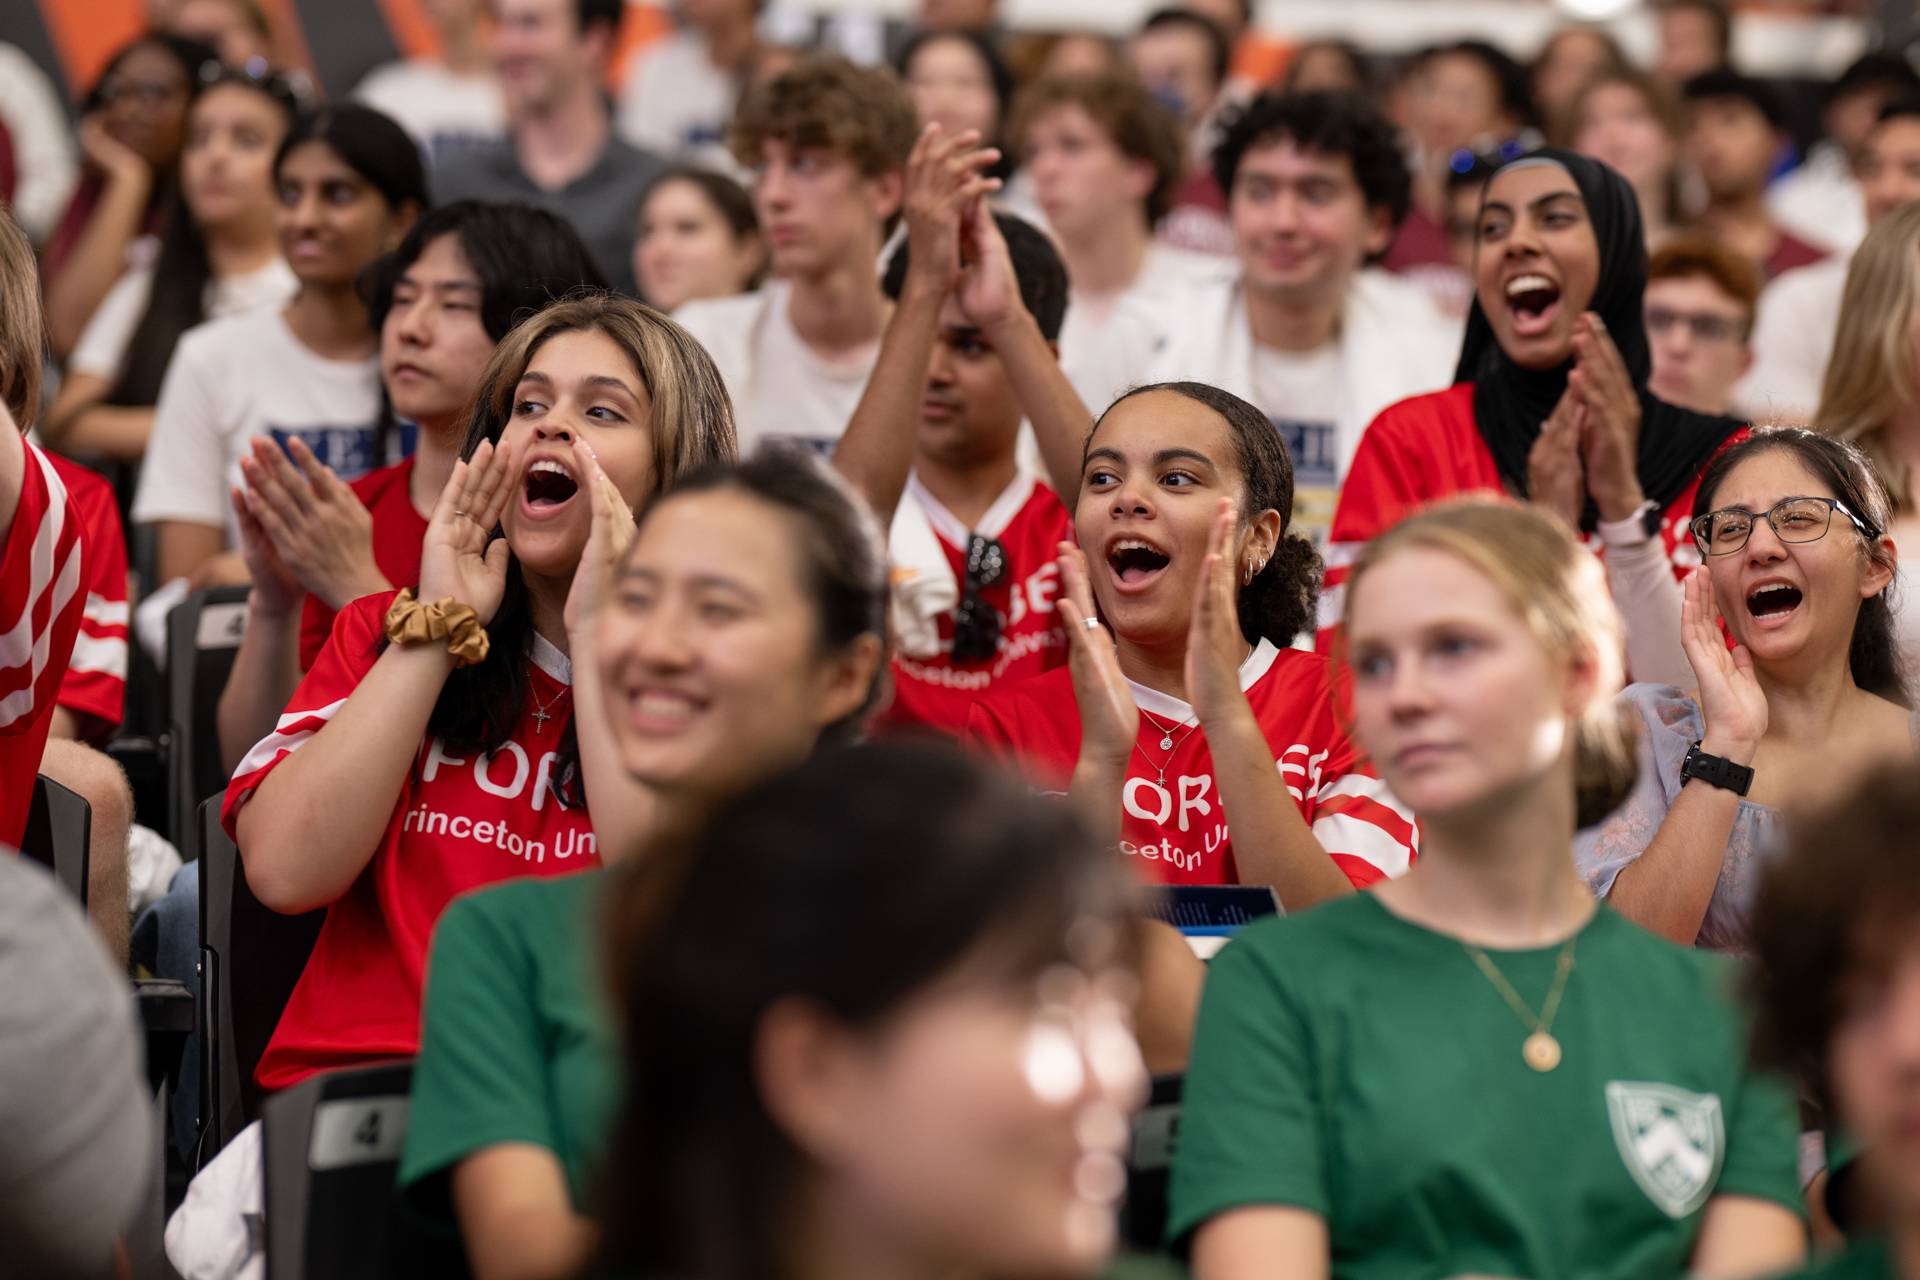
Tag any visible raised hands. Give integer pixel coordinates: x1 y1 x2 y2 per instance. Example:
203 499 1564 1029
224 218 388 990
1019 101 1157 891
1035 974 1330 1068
1056 540 1139 769
230 483 301 616
236 436 384 611
1569 313 1646 523
956 193 1021 332
1185 499 1255 725
563 439 636 639
901 121 1002 299
1528 386 1586 529
418 439 517 627
1681 567 1766 759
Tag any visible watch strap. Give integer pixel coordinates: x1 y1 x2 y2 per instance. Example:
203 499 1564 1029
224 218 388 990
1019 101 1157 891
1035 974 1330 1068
1596 500 1661 548
1680 741 1754 797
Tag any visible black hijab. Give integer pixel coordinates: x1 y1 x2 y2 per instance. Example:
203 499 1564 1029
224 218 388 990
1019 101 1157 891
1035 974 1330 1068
1455 148 1743 531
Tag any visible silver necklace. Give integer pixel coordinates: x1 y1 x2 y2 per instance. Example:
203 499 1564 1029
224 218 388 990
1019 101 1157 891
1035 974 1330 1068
1139 706 1195 753
1132 715 1203 786
529 681 570 731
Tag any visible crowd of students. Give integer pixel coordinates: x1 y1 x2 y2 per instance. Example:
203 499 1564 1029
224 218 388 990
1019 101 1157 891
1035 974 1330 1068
7 0 1920 1278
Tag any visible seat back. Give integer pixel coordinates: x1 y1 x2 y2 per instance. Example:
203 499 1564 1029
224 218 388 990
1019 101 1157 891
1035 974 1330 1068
197 797 323 1165
19 774 92 905
261 1061 415 1280
1119 1073 1184 1252
166 587 249 845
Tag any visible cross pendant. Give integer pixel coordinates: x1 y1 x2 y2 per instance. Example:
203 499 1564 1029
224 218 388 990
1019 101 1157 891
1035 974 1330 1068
532 706 551 730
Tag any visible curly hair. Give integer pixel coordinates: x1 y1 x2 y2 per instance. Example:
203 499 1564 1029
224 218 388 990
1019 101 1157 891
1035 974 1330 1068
1211 90 1413 243
727 53 918 179
1007 71 1187 223
1092 381 1322 648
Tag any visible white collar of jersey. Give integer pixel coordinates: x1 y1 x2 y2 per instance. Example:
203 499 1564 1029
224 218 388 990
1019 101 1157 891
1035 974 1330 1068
905 467 1037 546
529 631 572 686
1129 637 1280 723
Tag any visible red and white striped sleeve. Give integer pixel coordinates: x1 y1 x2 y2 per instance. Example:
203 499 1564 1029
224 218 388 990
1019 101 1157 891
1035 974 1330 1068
222 590 398 838
0 443 84 736
1280 670 1419 889
47 457 128 731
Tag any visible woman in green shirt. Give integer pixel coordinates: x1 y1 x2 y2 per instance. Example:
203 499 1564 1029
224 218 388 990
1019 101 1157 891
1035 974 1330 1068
1749 764 1920 1279
1169 497 1807 1279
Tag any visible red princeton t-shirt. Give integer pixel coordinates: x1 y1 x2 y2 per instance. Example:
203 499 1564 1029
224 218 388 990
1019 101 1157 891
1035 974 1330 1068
1320 383 1743 649
1 442 85 848
965 640 1417 888
47 454 129 733
879 472 1072 735
298 455 430 671
225 590 597 1091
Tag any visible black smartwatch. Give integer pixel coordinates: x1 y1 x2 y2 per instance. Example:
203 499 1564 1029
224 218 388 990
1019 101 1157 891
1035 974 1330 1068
1680 741 1754 797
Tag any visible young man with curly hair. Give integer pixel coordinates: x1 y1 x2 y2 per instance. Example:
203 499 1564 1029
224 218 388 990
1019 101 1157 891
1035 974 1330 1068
674 53 918 453
1149 90 1458 546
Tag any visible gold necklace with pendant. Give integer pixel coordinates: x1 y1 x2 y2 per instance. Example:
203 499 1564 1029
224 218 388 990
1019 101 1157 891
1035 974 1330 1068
1461 937 1578 1072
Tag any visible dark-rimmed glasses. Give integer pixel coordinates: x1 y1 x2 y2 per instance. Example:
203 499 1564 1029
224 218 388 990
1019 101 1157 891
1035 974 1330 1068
950 534 1007 663
1689 496 1875 556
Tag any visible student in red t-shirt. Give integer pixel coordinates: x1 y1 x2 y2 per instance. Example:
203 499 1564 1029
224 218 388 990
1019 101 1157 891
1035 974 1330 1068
215 201 608 772
1324 149 1747 685
168 298 737 1272
967 380 1416 903
834 123 1088 735
0 209 84 852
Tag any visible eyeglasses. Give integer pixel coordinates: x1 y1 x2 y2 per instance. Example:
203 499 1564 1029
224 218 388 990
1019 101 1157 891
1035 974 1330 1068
1646 306 1746 345
1689 496 1876 556
950 533 1007 663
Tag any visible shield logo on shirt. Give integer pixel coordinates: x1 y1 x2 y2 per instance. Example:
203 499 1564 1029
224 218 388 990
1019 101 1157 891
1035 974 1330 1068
1605 1081 1726 1219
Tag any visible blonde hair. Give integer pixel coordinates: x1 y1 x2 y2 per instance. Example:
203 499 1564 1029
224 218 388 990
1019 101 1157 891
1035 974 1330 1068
462 293 738 484
0 209 44 429
1812 201 1920 513
1340 498 1638 828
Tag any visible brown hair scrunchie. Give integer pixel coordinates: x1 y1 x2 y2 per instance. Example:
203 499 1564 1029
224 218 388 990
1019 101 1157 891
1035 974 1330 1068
383 589 490 666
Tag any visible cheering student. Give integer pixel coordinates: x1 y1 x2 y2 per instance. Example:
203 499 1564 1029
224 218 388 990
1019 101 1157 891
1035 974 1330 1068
0 209 84 851
1324 149 1747 688
675 54 918 454
831 124 1086 734
167 298 734 1278
1575 429 1919 950
213 200 607 770
1148 90 1458 546
43 64 301 462
1171 498 1806 1280
1749 767 1920 1280
966 381 1415 901
587 744 1173 1280
400 453 890 1279
132 104 427 594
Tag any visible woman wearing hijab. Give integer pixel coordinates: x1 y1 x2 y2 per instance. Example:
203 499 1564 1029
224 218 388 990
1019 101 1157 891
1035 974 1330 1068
1321 149 1747 686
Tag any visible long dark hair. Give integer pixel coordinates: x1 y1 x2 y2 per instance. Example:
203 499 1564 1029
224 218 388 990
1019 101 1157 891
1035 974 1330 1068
1692 428 1909 707
412 297 737 804
1091 381 1322 647
272 103 427 221
594 741 1132 1280
897 29 1017 179
107 69 301 409
630 450 893 744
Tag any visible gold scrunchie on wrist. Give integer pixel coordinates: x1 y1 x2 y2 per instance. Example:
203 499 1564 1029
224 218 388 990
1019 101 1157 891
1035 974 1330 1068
383 589 490 666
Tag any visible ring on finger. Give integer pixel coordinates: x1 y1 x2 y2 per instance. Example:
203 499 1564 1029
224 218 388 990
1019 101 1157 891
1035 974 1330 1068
1080 615 1102 631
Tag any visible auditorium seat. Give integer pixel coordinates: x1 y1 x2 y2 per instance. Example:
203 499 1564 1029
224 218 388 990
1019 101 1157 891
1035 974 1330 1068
1120 1073 1184 1253
20 772 91 906
166 587 249 847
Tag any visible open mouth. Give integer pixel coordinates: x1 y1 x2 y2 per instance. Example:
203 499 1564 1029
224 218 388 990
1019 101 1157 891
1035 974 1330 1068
1504 273 1562 335
1746 582 1803 620
523 459 580 512
1106 538 1171 588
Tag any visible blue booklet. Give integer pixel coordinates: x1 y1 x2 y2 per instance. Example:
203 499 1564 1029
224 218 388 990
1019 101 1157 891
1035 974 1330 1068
1149 885 1283 936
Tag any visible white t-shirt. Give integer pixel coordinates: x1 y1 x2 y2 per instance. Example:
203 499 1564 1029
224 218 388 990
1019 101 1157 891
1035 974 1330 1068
1767 142 1866 258
68 257 298 382
353 60 505 166
1251 344 1343 544
673 281 878 455
614 30 741 172
132 310 394 546
1057 242 1231 416
1737 254 1848 427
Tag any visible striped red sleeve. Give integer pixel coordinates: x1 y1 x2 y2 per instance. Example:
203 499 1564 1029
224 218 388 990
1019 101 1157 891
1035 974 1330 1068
222 590 398 839
50 459 128 730
1286 671 1418 888
0 444 84 735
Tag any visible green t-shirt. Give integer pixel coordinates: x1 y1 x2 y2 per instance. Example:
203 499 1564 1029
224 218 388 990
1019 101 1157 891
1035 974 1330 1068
1167 894 1803 1280
398 868 617 1216
1773 1238 1894 1278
